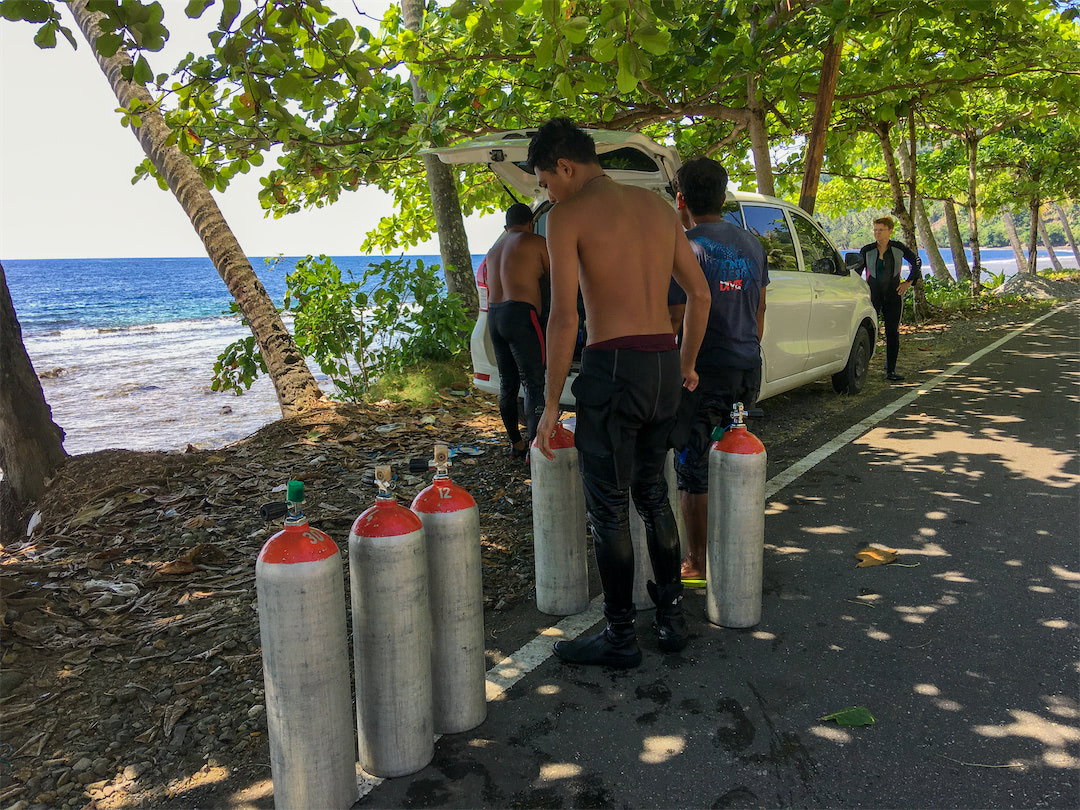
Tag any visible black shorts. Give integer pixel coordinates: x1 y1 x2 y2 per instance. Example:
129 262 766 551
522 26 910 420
674 365 761 495
573 347 681 491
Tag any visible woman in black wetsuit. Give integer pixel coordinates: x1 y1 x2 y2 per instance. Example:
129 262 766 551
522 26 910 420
855 216 922 381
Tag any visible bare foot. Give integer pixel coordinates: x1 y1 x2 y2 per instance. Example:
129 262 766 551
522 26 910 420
681 560 704 580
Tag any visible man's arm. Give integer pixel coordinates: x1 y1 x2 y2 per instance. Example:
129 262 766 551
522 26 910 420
756 288 767 341
670 225 710 391
534 206 580 460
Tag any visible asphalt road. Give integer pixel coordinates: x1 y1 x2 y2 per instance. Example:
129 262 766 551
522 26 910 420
356 303 1079 810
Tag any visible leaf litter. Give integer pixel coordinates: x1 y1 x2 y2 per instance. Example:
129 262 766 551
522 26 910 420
0 393 537 808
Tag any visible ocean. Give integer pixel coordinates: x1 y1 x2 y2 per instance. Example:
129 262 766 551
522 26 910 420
4 255 478 456
3 248 1074 456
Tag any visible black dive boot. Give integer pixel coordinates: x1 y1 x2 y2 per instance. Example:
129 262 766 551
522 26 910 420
553 608 641 668
648 581 689 653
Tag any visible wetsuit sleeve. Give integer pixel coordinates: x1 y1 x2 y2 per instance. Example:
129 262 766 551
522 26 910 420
855 244 870 277
895 240 922 283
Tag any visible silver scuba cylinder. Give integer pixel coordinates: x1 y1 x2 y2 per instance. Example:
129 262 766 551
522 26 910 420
706 403 767 628
349 467 434 777
530 423 589 615
410 445 486 734
255 481 357 810
629 449 685 609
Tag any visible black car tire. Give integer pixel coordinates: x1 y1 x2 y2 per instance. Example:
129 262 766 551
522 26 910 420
832 327 872 394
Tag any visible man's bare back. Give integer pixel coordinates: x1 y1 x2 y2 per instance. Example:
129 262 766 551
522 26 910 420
485 229 549 310
547 177 695 344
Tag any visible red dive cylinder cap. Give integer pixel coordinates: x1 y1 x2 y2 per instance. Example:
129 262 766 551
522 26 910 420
258 523 339 565
714 425 765 455
352 496 424 537
412 477 477 513
532 423 575 450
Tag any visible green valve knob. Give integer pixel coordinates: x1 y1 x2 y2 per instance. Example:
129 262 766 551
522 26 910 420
710 425 725 441
287 480 304 503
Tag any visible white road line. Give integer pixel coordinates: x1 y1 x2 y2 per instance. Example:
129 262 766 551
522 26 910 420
356 303 1069 799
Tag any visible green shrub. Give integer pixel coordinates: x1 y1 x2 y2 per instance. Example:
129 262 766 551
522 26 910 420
212 255 471 401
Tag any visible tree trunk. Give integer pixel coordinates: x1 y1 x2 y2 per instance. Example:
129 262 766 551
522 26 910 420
402 0 479 320
876 123 917 246
66 0 322 418
943 200 971 282
0 263 68 527
747 73 775 196
798 38 842 214
1052 202 1080 266
964 133 982 295
1002 211 1027 274
1038 213 1064 272
895 142 949 281
1026 191 1040 274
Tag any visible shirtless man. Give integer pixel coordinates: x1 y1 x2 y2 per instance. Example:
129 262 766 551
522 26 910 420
486 203 550 458
529 118 710 668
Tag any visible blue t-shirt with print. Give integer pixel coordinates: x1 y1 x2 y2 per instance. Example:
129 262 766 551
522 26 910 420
669 220 769 371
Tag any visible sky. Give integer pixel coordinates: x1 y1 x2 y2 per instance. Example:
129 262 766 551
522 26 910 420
0 2 504 260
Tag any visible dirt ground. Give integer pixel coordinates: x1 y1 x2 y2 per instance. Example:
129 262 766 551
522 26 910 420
0 280 1075 810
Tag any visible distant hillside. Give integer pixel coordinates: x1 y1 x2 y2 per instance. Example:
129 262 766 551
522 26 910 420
816 202 1078 252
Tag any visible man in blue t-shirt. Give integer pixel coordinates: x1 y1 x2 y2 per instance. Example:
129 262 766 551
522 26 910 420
668 157 769 580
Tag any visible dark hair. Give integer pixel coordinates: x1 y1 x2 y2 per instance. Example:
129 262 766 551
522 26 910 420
676 157 728 217
526 117 598 173
505 203 533 227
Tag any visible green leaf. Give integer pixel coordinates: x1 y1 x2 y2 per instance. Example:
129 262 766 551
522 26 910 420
33 20 57 48
590 35 616 63
95 31 124 57
554 71 574 101
303 44 326 70
819 706 876 726
616 44 638 93
632 23 670 56
186 0 213 18
219 0 240 31
562 15 589 44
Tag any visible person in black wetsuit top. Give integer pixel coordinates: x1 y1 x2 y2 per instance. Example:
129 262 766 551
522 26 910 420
485 203 550 458
529 118 710 668
854 216 922 381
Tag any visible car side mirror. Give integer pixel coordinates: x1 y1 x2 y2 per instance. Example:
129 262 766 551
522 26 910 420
844 252 861 269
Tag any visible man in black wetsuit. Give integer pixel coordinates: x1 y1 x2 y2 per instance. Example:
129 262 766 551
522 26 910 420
485 203 550 458
854 216 922 381
530 118 710 668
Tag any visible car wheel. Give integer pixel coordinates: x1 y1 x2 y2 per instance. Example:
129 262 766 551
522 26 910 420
832 327 871 394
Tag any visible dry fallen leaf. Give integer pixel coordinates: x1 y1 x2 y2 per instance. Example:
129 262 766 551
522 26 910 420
855 546 898 567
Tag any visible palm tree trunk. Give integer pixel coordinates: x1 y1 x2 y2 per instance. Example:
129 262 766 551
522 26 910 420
1037 213 1064 272
943 200 971 282
0 263 68 524
1002 212 1027 273
401 0 479 320
66 0 323 418
965 134 982 295
798 38 842 214
1052 202 1080 266
747 73 775 196
1025 191 1039 274
895 142 949 281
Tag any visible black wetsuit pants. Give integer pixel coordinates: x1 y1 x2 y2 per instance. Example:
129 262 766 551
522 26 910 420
573 347 682 619
868 278 902 373
488 301 546 446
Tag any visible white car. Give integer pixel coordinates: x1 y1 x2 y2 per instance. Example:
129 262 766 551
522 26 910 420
432 129 877 407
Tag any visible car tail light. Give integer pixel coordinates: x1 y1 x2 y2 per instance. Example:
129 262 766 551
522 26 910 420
476 258 488 311
475 373 490 381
